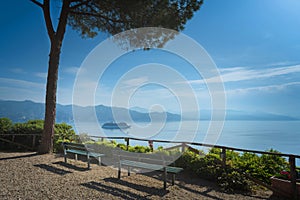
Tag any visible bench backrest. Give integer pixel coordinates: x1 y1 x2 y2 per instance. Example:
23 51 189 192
62 142 87 152
113 149 177 166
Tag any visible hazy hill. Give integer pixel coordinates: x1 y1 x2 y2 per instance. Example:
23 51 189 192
182 109 298 121
0 100 297 123
0 100 180 123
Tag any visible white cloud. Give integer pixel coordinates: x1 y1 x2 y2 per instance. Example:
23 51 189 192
227 81 300 95
190 64 300 84
10 68 47 79
0 86 45 103
219 67 244 73
10 68 26 74
0 78 45 102
35 72 47 79
0 78 45 89
121 76 148 89
64 67 80 75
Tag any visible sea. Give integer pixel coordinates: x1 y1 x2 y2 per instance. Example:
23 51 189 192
73 120 300 164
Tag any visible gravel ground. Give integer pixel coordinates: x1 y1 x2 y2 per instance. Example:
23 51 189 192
0 152 284 200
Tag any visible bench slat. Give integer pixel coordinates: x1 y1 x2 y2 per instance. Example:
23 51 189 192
89 152 105 158
120 160 183 174
120 160 163 171
64 144 86 149
66 149 87 156
161 166 183 174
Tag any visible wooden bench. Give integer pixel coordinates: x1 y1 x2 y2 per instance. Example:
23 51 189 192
113 150 183 190
62 142 105 169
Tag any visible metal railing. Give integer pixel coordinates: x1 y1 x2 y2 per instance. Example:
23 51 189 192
1 133 298 199
89 135 299 199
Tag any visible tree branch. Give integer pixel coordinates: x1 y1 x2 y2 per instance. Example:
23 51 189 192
56 0 71 42
69 11 130 24
43 0 55 41
30 0 43 8
70 0 91 10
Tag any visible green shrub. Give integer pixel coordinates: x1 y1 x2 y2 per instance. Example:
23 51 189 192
0 118 13 134
176 148 289 193
84 140 116 157
117 143 127 150
154 147 181 157
124 145 152 153
217 168 250 192
0 118 76 152
10 120 44 149
231 149 288 184
78 133 91 142
175 150 250 192
53 122 77 152
12 120 44 135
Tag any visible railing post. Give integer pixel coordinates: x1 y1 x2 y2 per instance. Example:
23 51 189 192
148 140 153 152
32 135 36 148
220 147 226 167
182 143 186 152
289 155 298 200
125 138 129 151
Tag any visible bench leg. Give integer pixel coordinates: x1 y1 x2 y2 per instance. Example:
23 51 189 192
118 162 121 179
75 154 78 161
98 157 102 166
163 167 167 190
87 154 91 169
64 154 67 163
172 174 175 185
128 166 130 176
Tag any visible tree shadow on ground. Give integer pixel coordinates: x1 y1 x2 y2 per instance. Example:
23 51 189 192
110 168 222 199
0 152 38 161
53 161 89 172
81 180 161 200
134 171 224 200
34 164 72 175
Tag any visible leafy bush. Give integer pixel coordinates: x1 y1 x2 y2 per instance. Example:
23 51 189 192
130 145 152 153
116 143 127 150
175 148 290 192
231 149 288 184
11 120 44 149
0 118 13 134
12 120 44 135
217 168 250 192
84 140 117 157
175 150 250 192
54 122 77 152
78 133 91 143
154 147 181 156
0 118 76 152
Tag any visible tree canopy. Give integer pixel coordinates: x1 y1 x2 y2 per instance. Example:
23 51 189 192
31 0 203 153
68 0 202 37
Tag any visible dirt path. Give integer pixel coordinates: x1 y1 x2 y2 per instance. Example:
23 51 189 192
0 152 283 199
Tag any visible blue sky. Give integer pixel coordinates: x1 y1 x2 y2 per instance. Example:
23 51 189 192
1 0 300 118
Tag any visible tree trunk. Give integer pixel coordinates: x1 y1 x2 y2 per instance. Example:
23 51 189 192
38 41 61 154
37 0 70 154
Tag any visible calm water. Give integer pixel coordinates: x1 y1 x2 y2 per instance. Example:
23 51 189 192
74 120 300 156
